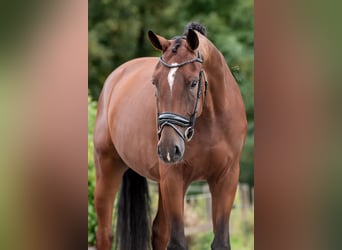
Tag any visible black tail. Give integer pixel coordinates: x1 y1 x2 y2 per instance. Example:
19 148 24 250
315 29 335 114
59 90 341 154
115 169 151 250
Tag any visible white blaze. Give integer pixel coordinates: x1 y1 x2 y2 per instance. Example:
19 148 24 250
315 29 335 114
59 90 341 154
167 64 178 93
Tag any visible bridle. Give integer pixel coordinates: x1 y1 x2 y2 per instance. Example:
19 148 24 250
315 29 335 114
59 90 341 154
157 49 208 142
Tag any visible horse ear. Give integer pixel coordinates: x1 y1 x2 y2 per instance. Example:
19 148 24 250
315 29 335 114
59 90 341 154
186 29 199 51
148 30 170 52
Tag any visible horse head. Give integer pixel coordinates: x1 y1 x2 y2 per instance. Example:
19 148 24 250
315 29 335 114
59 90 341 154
148 28 207 164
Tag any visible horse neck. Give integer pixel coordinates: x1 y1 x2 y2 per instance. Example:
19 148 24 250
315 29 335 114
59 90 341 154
199 39 232 117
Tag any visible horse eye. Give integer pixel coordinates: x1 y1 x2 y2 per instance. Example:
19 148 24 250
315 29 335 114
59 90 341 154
152 79 158 85
190 80 197 89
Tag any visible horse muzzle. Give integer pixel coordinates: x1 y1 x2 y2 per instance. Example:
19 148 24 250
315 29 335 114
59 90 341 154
157 128 185 164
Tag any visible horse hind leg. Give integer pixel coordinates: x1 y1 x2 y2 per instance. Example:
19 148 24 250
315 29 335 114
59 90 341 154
94 148 127 250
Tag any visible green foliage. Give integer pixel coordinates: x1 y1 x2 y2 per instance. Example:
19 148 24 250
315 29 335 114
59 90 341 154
186 181 207 197
190 232 214 250
88 97 97 245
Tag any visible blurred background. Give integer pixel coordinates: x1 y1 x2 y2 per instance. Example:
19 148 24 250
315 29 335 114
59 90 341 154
1 0 341 249
88 0 254 249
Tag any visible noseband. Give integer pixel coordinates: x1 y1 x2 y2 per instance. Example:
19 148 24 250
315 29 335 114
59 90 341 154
157 50 208 142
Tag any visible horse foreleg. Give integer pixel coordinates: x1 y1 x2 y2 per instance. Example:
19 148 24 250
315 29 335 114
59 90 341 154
159 165 189 250
208 164 239 250
94 152 126 250
152 185 169 250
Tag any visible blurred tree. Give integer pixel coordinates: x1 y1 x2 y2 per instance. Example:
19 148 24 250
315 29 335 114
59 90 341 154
88 97 97 245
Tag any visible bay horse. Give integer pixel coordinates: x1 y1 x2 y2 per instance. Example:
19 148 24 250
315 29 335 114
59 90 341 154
94 23 247 250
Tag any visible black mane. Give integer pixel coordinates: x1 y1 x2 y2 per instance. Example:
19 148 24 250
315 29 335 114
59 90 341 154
171 22 207 53
183 22 207 37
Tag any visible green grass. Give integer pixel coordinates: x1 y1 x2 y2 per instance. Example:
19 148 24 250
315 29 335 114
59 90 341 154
188 207 254 250
187 186 254 250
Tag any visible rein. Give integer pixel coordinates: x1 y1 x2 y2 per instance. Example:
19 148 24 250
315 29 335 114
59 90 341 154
157 50 208 142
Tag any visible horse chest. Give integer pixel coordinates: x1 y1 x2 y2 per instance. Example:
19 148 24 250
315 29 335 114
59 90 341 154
179 139 234 181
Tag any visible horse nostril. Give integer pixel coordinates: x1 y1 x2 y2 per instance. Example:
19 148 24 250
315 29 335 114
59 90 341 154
157 145 161 156
174 145 181 157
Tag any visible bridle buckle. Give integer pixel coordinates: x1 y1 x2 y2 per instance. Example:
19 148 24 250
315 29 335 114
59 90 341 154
184 127 194 142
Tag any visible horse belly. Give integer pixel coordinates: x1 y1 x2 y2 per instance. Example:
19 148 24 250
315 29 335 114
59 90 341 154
107 60 160 181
